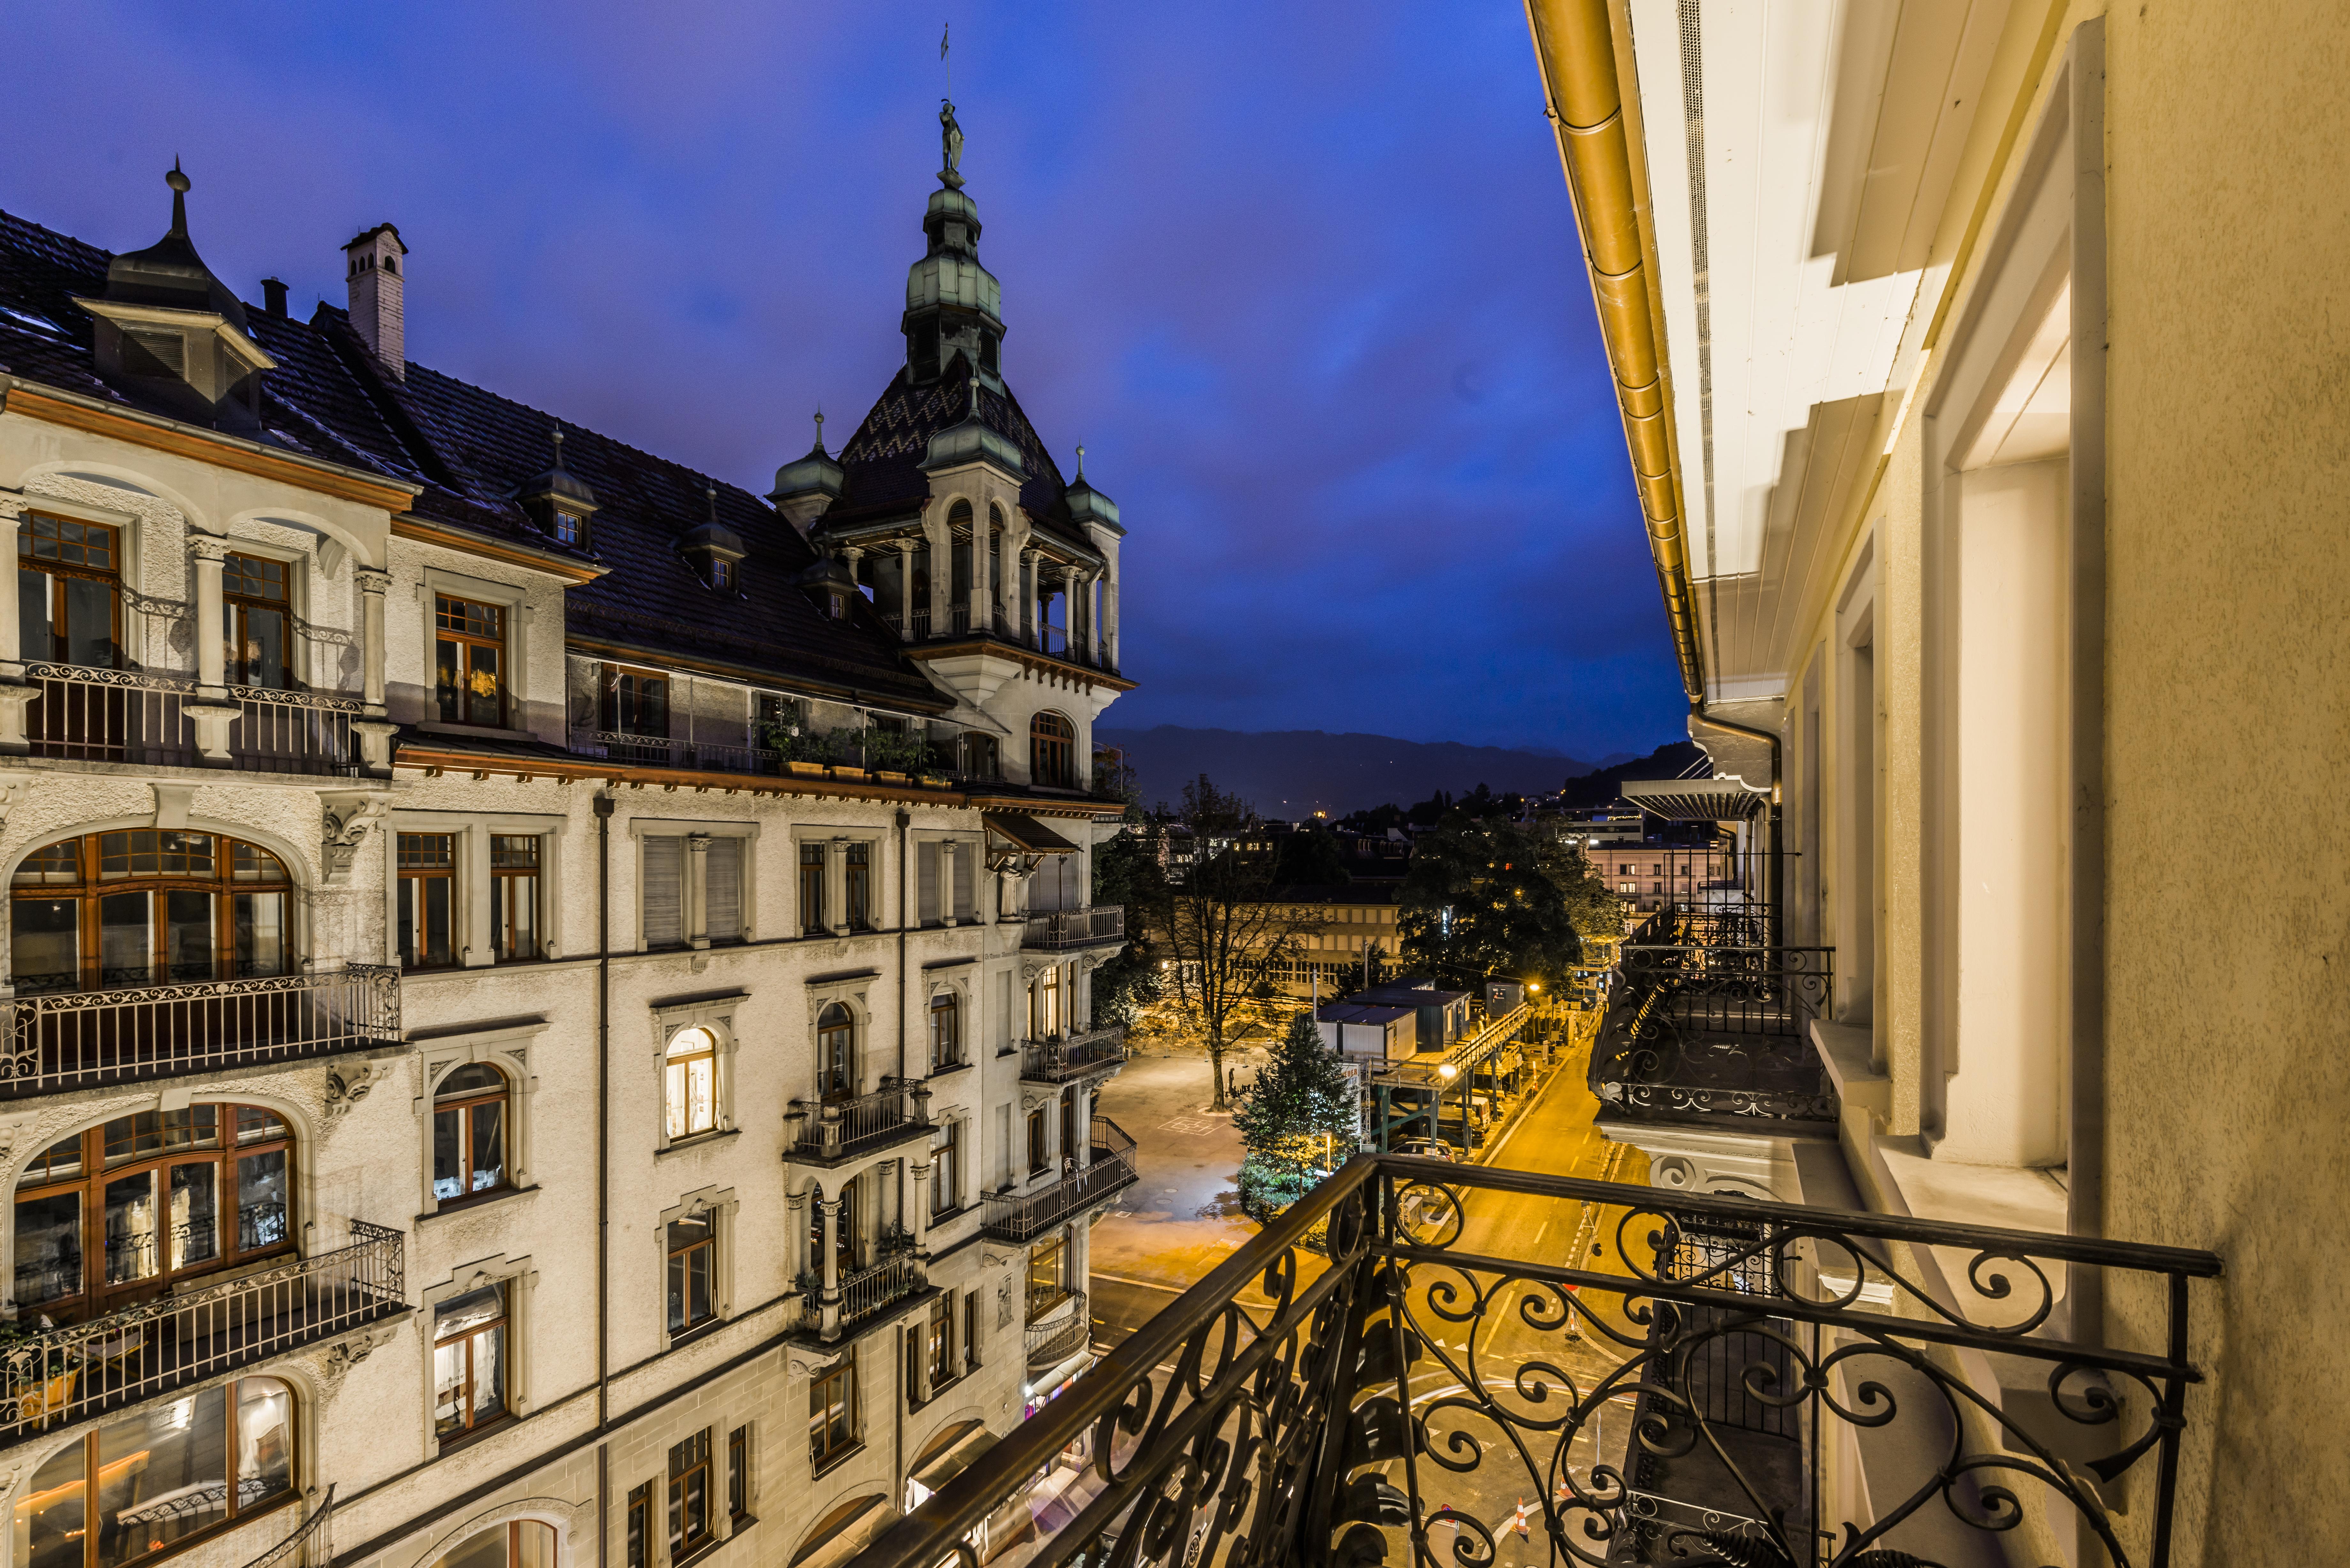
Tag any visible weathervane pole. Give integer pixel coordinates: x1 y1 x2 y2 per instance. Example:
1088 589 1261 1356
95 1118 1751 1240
942 20 951 97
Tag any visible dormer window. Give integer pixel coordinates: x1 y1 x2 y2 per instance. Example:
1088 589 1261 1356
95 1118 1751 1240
552 509 586 549
710 559 733 591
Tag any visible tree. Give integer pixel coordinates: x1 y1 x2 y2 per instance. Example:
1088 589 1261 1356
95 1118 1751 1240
1535 828 1627 949
1398 815 1582 991
1092 806 1170 1026
1273 821 1350 886
1161 775 1322 1108
1233 1010 1359 1216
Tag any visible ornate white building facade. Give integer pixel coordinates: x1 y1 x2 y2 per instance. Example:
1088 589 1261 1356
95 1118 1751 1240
0 120 1133 1568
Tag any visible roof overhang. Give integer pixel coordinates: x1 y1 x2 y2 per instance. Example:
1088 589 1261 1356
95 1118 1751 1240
1621 776 1767 822
984 811 1080 855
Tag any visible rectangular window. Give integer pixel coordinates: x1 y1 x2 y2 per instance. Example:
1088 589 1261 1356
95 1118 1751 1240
601 664 669 738
432 1284 509 1443
1027 1108 1047 1175
917 841 940 925
845 843 871 931
490 835 540 961
929 995 961 1072
1027 1237 1067 1320
963 1288 979 1371
810 1362 859 1471
627 1483 651 1568
927 1293 956 1388
931 1120 959 1217
669 1429 714 1561
221 552 291 690
399 833 456 969
20 514 121 669
800 843 827 935
705 838 743 944
434 595 507 727
666 1214 716 1334
643 837 684 948
728 1425 751 1524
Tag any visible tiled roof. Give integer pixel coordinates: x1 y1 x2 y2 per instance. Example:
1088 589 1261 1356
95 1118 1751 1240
832 355 1097 555
0 205 943 710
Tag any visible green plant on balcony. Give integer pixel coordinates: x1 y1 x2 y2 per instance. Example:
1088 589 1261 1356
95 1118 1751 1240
758 720 844 765
793 1268 822 1296
849 725 936 775
878 1222 916 1256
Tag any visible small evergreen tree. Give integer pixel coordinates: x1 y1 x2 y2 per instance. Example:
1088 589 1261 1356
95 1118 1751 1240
1233 1011 1359 1216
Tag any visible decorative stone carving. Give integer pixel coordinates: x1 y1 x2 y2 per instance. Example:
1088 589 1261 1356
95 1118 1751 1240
321 795 386 883
323 1063 383 1123
316 1320 402 1399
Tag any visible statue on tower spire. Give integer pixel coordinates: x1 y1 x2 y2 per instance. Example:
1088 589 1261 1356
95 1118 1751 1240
939 99 965 189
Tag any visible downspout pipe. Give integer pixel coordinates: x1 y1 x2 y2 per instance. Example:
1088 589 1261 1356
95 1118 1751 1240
592 792 615 1568
1524 0 1703 702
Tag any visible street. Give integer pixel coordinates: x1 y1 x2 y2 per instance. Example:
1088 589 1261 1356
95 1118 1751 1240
1080 1026 1658 1558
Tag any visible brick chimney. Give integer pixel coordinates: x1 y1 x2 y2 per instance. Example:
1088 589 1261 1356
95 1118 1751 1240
343 223 407 379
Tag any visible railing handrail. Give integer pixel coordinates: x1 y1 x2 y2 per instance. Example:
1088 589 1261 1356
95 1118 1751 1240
855 1153 2219 1568
240 1483 334 1568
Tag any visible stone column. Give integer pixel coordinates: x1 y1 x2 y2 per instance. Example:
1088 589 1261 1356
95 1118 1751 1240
970 517 991 634
687 833 712 950
910 1158 932 1255
1020 547 1039 644
185 537 240 765
1105 569 1121 668
352 566 396 775
895 540 916 639
939 842 957 927
0 501 32 754
828 836 850 936
818 1190 843 1342
1074 1084 1092 1169
926 511 952 638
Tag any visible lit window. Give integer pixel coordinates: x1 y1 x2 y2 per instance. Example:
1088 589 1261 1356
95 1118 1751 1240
809 1362 859 1470
710 558 733 591
491 835 540 960
667 1215 716 1333
669 1429 715 1559
435 595 507 727
666 1027 718 1140
433 1285 510 1442
432 1064 510 1201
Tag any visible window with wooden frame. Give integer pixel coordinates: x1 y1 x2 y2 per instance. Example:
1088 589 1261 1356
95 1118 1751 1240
426 1521 558 1568
17 1376 296 1568
399 832 457 969
19 513 121 669
665 1026 718 1141
844 842 872 931
926 1292 956 1388
9 830 291 994
490 835 541 961
668 1429 715 1560
626 1484 651 1568
431 1064 510 1203
435 594 507 727
551 507 587 550
11 1104 292 1326
930 1119 959 1217
809 1361 860 1472
728 1425 751 1525
432 1283 510 1444
221 551 292 690
798 842 826 934
963 1289 980 1372
1030 710 1074 788
600 664 668 739
666 1213 716 1334
1030 964 1060 1040
1027 1236 1068 1321
1026 1107 1047 1176
816 1004 854 1101
928 992 960 1071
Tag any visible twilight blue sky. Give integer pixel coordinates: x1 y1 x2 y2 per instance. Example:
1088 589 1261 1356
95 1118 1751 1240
2 2 1684 760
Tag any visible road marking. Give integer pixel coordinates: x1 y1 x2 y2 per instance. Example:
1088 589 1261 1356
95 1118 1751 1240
1534 1222 1549 1245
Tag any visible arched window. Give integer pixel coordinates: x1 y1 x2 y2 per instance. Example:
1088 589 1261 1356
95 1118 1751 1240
815 1005 854 1101
433 1064 510 1201
429 1521 559 1568
10 830 292 994
19 1376 296 1568
13 1104 294 1323
929 993 960 1071
666 1027 718 1140
1030 711 1074 789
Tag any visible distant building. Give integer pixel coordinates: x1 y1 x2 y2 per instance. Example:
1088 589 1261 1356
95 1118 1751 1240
1316 978 1472 1061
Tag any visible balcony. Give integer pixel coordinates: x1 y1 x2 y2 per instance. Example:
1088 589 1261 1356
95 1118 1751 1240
1021 905 1125 951
849 1157 2218 1568
0 966 401 1099
1590 910 1836 1130
1018 1025 1128 1085
786 1082 931 1165
980 1117 1137 1242
568 726 789 777
832 1252 925 1335
0 1221 404 1448
17 664 373 777
1025 1290 1089 1372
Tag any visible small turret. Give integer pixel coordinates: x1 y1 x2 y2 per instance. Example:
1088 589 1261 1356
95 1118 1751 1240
515 427 599 551
769 411 844 533
1062 444 1122 535
680 485 747 592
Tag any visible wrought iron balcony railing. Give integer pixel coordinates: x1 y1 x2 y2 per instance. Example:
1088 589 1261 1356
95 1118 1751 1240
847 1157 2218 1568
240 1483 333 1568
0 965 401 1099
835 1253 924 1330
1592 932 1837 1127
981 1116 1138 1242
1023 905 1126 950
1026 1290 1090 1371
787 1082 930 1164
21 663 368 777
1019 1025 1129 1083
0 1221 405 1447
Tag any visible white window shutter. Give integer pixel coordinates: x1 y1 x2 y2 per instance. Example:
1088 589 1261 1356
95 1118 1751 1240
705 839 742 943
918 841 940 925
951 841 974 920
643 837 683 947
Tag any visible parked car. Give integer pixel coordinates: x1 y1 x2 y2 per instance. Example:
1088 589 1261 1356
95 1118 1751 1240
1393 1138 1456 1162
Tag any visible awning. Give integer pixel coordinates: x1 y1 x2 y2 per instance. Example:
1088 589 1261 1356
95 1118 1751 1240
909 1418 999 1492
788 1495 895 1568
985 812 1080 854
1621 777 1769 822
